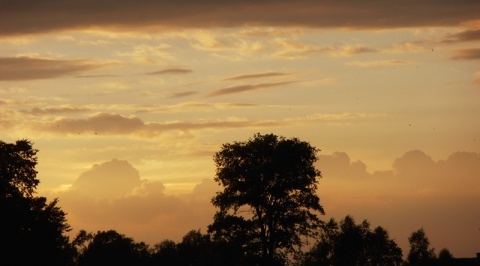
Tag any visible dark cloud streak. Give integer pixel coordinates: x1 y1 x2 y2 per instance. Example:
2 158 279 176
167 91 198 98
1 1 479 36
39 112 287 136
443 29 480 43
146 68 193 75
207 81 294 97
0 57 104 81
21 106 90 116
222 72 291 81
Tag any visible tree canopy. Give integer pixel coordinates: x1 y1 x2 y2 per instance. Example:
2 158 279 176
407 228 436 266
208 133 324 264
302 215 403 266
0 140 73 265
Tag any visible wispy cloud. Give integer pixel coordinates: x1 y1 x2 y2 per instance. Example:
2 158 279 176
330 45 377 56
20 106 90 116
146 68 193 75
451 48 480 60
222 72 292 81
166 91 198 98
207 81 294 97
35 111 383 137
443 29 480 43
37 112 287 137
346 60 415 68
0 57 105 81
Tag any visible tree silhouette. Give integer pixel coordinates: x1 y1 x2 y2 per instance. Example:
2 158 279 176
77 230 150 266
177 230 213 266
208 133 324 264
302 215 403 266
437 248 454 266
407 228 436 266
152 239 178 266
0 140 74 265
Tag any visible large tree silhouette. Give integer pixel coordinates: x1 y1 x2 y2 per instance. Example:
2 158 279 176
0 140 73 265
208 133 324 264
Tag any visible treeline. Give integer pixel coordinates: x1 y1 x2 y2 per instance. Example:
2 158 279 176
67 219 452 266
0 138 456 265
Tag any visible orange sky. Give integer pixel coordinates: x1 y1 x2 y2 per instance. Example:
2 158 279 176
1 0 479 258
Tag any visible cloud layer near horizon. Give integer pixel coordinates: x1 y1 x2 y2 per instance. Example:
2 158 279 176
53 150 480 256
1 1 479 36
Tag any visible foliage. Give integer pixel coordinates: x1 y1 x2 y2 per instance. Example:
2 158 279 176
302 215 403 266
437 248 453 260
208 133 324 264
0 140 74 265
407 228 436 266
77 230 151 266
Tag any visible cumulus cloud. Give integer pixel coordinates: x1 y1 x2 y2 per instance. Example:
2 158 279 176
316 150 480 257
318 149 480 199
317 152 371 179
52 150 480 253
0 57 105 81
207 81 295 97
451 48 480 60
57 159 218 243
1 1 479 36
69 159 142 199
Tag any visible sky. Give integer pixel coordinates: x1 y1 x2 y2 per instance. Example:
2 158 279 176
1 0 479 258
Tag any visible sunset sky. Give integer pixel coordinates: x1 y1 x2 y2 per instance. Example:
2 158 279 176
1 0 479 258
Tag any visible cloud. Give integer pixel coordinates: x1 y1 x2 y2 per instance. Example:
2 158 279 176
222 72 292 81
0 57 105 81
443 29 480 43
330 45 377 56
272 39 325 58
316 150 480 257
115 44 174 64
52 150 480 255
20 106 90 116
69 159 142 199
37 112 288 136
474 71 480 85
1 1 479 36
146 68 193 75
451 48 480 60
346 60 415 67
57 159 217 243
207 81 294 97
166 91 199 98
42 113 144 135
317 152 371 179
